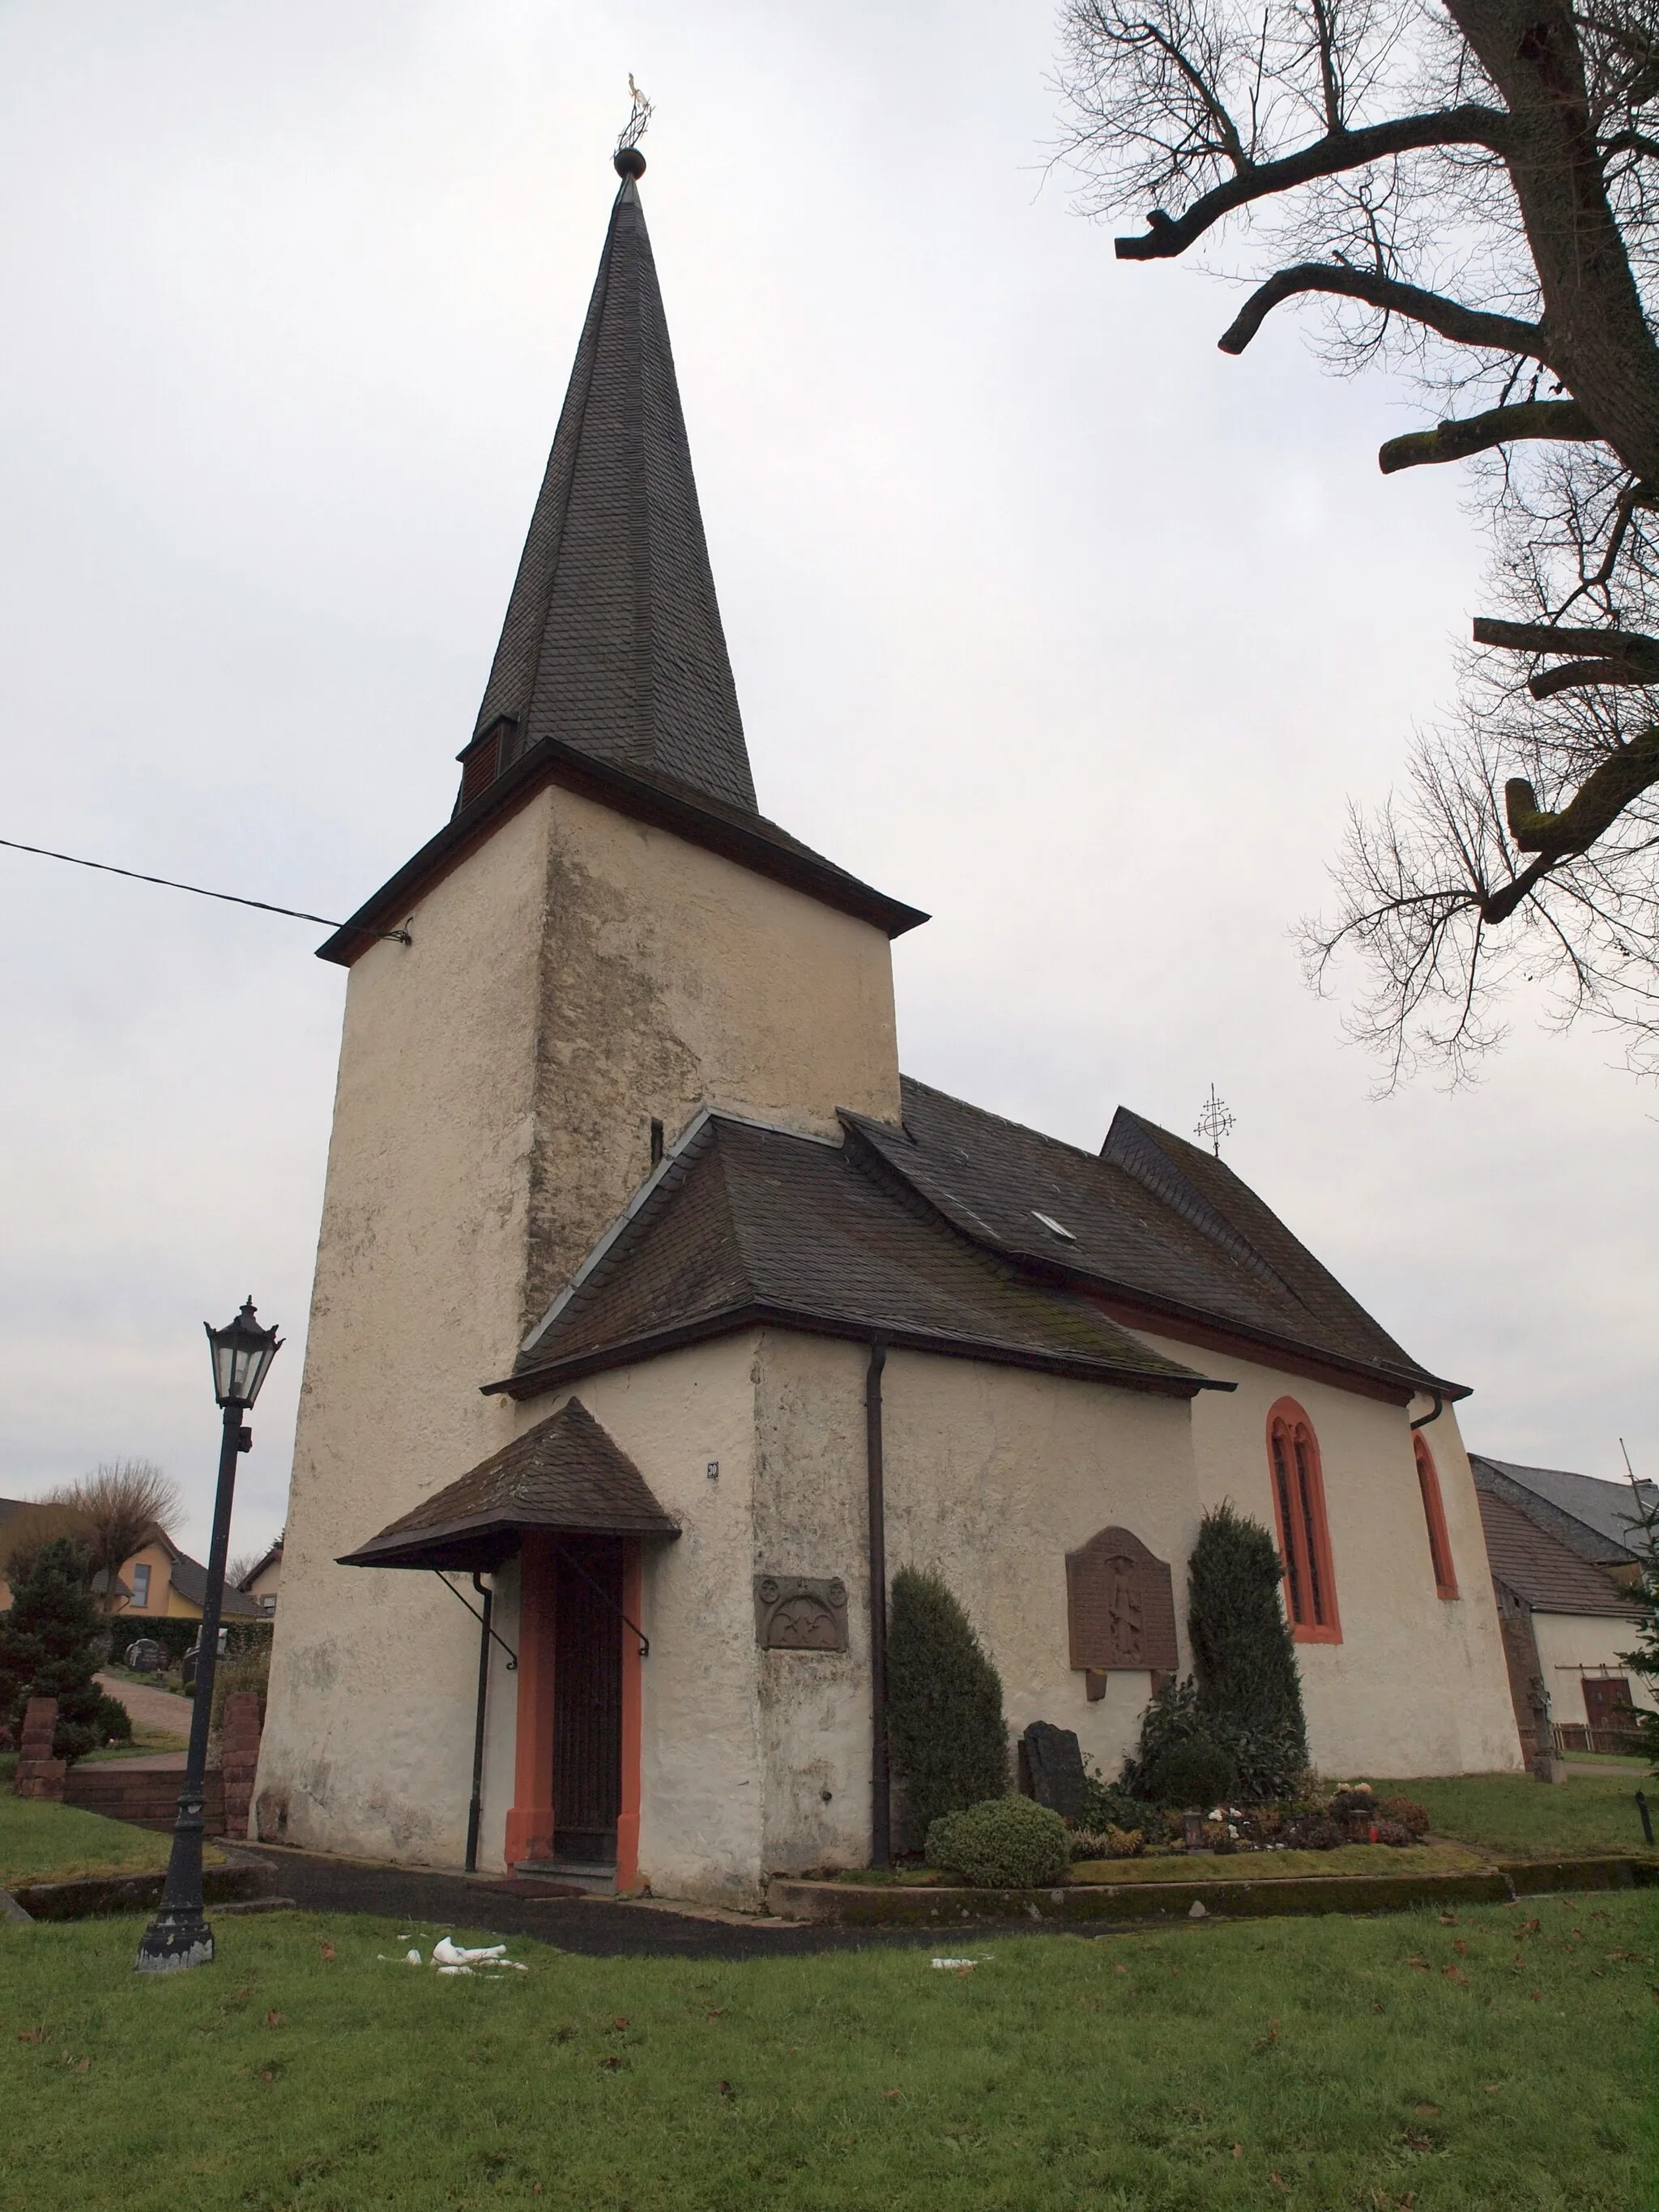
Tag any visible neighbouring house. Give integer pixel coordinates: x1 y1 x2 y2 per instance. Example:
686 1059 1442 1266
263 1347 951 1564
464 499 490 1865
254 148 1524 1903
237 1538 284 1616
0 1502 262 1624
1468 1455 1653 1754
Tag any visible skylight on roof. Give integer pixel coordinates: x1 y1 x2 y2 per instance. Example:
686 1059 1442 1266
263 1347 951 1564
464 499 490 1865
1032 1210 1077 1243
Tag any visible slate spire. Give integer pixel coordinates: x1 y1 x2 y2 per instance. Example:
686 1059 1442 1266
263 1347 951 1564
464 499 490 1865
464 149 757 814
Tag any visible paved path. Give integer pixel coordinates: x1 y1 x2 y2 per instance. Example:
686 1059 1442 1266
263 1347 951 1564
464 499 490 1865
232 1846 1113 1961
96 1672 191 1741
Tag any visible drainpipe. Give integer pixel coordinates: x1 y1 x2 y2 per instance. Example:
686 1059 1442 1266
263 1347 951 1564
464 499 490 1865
464 1571 494 1874
866 1340 890 1869
1410 1390 1446 1433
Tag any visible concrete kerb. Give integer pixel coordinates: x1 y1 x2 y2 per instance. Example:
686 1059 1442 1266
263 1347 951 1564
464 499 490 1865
0 1886 32 1925
9 1852 276 1924
767 1856 1659 1927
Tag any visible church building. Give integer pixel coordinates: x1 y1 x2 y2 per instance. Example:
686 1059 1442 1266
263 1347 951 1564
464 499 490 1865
254 149 1521 1903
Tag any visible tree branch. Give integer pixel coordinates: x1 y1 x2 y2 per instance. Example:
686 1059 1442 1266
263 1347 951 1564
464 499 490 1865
1528 657 1657 697
1113 106 1513 261
1378 399 1600 473
1218 265 1548 359
1504 727 1659 857
1472 616 1659 671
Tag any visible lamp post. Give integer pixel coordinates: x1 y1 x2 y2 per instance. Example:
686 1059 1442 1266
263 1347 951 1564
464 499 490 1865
135 1298 281 1974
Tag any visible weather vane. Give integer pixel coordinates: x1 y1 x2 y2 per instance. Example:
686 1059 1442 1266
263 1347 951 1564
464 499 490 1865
616 72 654 157
1194 1084 1235 1157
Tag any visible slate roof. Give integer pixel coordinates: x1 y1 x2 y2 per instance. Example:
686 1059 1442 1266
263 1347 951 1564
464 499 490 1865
471 165 755 812
162 1541 263 1619
1474 1486 1641 1620
496 1112 1215 1401
339 1398 680 1572
1469 1455 1654 1564
839 1080 1456 1400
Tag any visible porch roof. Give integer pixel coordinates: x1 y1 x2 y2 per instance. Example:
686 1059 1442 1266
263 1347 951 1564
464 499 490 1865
337 1398 680 1573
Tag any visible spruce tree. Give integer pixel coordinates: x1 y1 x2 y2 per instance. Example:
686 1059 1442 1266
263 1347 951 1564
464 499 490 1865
885 1566 1008 1838
1187 1502 1307 1797
0 1536 107 1760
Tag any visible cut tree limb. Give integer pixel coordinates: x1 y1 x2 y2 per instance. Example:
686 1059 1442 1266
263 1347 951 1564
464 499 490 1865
1503 727 1659 856
1472 618 1659 675
1378 399 1599 473
1218 266 1547 360
1112 107 1514 261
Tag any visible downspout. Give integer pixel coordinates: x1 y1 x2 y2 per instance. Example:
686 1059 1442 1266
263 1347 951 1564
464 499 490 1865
866 1339 890 1869
465 1571 494 1874
1410 1391 1445 1433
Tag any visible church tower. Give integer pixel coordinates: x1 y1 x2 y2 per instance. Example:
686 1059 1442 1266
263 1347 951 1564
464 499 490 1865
257 149 923 1866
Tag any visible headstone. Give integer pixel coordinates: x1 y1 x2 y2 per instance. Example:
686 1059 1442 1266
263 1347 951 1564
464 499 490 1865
1021 1721 1090 1822
12 1697 66 1801
125 1638 164 1673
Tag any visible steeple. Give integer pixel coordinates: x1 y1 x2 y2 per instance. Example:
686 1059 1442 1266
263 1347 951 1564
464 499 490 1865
460 149 757 816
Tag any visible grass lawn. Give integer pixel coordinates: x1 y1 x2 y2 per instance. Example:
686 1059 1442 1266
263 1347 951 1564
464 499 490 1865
1068 1842 1484 1884
0 1791 207 1888
1368 1772 1657 1863
3 1895 1655 2211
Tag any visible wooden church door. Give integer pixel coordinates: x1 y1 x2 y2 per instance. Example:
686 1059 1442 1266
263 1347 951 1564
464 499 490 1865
552 1538 625 1865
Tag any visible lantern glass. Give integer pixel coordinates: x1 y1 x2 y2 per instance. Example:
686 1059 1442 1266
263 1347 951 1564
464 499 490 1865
205 1299 282 1408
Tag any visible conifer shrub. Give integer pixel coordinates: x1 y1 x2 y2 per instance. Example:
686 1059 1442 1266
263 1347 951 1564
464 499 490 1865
885 1567 1008 1838
926 1795 1070 1887
0 1536 108 1759
1119 1677 1239 1805
1188 1502 1308 1799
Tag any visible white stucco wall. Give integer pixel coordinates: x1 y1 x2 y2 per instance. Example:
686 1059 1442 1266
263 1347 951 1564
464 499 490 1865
257 764 906 1869
749 1333 1206 1869
1531 1610 1654 1724
1130 1335 1522 1779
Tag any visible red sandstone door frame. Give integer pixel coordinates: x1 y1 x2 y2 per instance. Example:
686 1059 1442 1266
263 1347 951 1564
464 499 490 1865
503 1532 643 1890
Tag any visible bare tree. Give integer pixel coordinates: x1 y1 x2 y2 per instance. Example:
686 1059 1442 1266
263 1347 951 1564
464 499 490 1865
1054 0 1659 1079
51 1460 184 1614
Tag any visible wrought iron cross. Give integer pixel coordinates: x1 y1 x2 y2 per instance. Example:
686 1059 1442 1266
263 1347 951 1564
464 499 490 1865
1194 1083 1235 1157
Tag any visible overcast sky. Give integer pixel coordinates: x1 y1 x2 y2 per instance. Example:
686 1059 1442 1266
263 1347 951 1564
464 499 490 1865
1 0 1653 1560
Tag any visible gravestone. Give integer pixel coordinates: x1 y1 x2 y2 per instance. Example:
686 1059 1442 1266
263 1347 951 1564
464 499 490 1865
124 1638 164 1673
1064 1527 1179 1701
1021 1721 1090 1822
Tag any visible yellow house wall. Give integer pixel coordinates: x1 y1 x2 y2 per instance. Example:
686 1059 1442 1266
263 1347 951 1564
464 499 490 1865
1530 1611 1656 1723
1131 1334 1522 1778
258 771 902 1866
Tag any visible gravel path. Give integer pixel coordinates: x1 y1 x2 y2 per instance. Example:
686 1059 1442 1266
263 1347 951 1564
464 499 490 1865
96 1672 192 1741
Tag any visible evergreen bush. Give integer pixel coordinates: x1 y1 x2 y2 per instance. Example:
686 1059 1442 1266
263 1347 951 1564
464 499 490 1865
885 1567 1008 1837
1120 1677 1238 1805
0 1537 107 1759
1188 1502 1308 1798
926 1795 1070 1887
94 1693 133 1745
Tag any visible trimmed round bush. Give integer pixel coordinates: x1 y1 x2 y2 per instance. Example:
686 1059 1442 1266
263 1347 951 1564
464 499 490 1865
1376 1795 1430 1835
94 1694 132 1745
1138 1733 1238 1809
927 1795 1071 1887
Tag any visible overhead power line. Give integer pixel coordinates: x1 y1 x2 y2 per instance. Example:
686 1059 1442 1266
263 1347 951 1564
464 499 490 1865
0 837 409 944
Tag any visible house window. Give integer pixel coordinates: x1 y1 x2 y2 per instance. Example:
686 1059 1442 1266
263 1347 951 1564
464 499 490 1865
1266 1398 1341 1643
130 1562 151 1609
1413 1434 1458 1599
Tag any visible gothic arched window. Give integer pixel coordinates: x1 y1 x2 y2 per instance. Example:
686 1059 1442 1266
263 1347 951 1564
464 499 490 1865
1414 1434 1459 1600
1266 1398 1341 1643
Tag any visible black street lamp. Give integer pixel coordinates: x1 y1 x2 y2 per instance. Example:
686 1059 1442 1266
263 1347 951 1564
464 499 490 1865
135 1298 281 1975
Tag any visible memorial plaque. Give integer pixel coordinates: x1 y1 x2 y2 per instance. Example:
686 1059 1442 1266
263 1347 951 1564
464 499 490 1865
754 1575 849 1652
1065 1527 1178 1689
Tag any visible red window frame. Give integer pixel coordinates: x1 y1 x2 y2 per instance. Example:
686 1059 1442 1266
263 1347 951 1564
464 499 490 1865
1265 1398 1341 1643
1413 1434 1459 1599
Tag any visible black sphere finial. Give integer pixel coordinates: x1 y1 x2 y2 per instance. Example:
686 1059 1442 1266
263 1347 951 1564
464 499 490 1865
614 147 646 181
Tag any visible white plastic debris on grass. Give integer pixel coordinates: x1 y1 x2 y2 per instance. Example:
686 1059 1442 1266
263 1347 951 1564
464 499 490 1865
433 1936 506 1965
930 1958 988 1970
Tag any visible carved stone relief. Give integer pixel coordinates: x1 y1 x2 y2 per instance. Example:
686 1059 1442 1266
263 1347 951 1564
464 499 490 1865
1064 1527 1178 1698
755 1575 849 1652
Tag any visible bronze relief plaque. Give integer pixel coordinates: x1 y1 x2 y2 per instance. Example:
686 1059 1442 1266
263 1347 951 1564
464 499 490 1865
1065 1527 1178 1683
754 1575 849 1652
